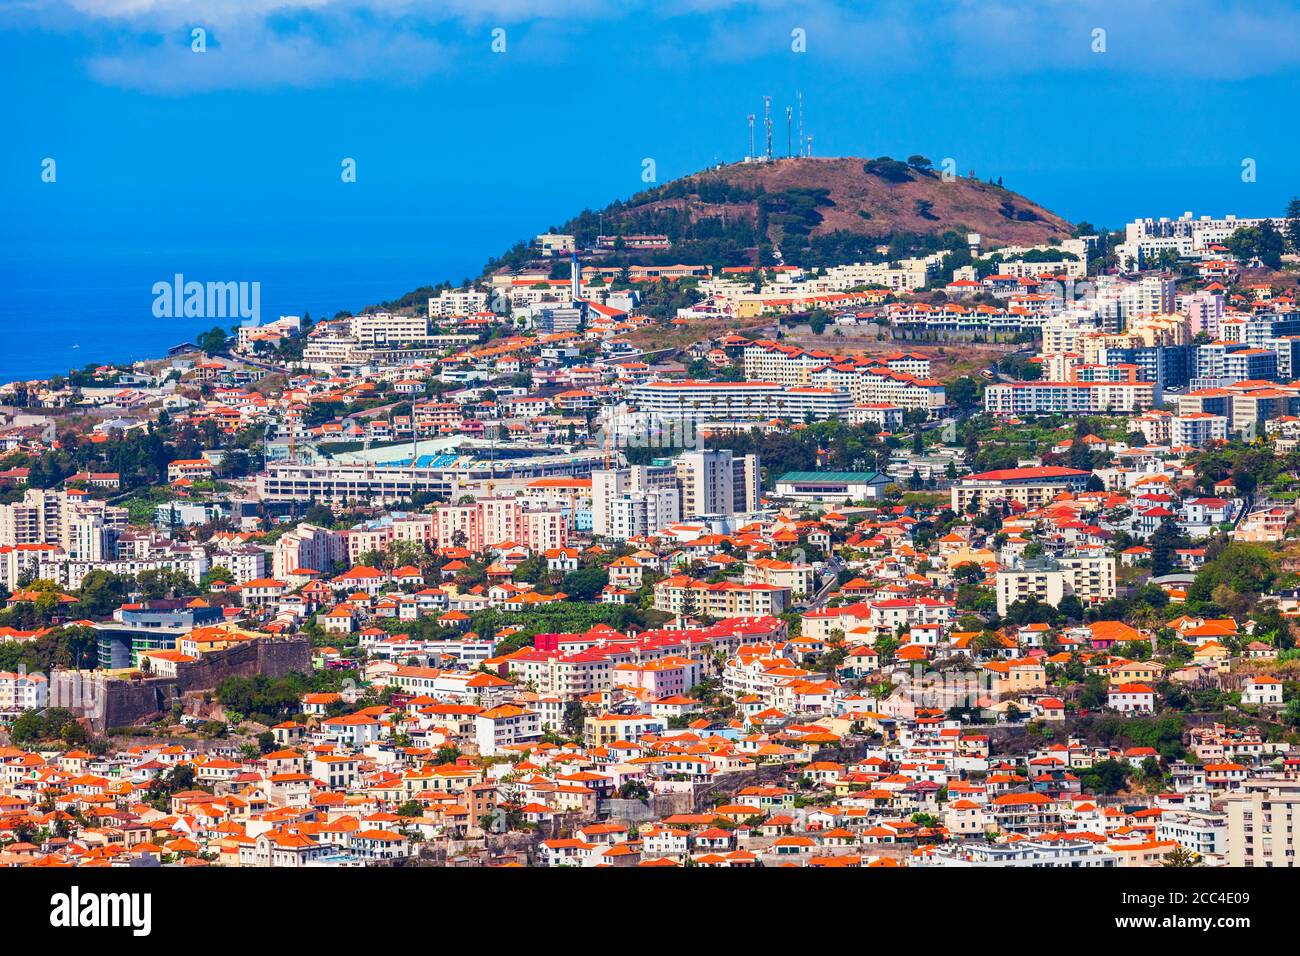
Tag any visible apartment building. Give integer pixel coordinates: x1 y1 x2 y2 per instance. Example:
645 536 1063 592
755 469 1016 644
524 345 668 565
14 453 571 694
0 669 48 714
1223 778 1300 867
675 448 759 519
743 341 839 384
743 558 814 598
600 488 679 541
342 513 437 563
591 450 759 539
1156 810 1227 861
810 364 946 412
995 555 1117 616
428 288 489 318
984 380 1157 416
1194 341 1279 387
256 452 605 506
1171 413 1228 448
1122 213 1289 260
653 576 790 618
591 464 680 540
951 466 1091 512
627 380 852 424
1180 290 1225 339
433 498 569 553
1129 409 1173 445
0 489 128 559
474 704 541 757
2 488 75 546
272 523 347 578
349 311 430 346
996 256 1087 280
584 713 668 748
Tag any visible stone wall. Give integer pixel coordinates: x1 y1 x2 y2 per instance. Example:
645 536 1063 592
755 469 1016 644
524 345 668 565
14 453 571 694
53 637 313 732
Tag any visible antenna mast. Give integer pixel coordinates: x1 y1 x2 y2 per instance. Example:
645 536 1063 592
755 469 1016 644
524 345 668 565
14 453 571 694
797 92 803 158
764 95 772 160
786 106 792 158
747 113 755 161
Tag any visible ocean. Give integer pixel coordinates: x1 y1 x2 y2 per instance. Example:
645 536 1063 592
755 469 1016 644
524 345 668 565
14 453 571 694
0 243 480 386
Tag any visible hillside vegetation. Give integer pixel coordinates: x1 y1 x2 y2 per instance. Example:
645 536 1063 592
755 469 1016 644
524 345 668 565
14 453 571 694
487 155 1074 275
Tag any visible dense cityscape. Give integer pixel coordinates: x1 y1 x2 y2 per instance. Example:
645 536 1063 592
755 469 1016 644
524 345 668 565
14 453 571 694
2 162 1300 873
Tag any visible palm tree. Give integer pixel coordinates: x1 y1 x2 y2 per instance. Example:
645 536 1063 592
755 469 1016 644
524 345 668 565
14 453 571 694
1161 845 1203 867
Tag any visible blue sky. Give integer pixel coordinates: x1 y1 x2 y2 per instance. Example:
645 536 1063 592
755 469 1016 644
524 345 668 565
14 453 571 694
3 0 1300 287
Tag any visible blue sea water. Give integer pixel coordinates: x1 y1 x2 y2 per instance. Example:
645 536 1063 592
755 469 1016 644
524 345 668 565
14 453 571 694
0 242 480 386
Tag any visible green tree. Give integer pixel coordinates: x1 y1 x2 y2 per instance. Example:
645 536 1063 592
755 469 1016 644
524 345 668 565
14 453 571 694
1188 542 1277 604
1225 221 1286 269
560 567 609 601
1285 196 1300 252
562 700 585 740
201 566 235 588
1080 758 1131 795
76 570 132 617
1149 519 1190 577
196 327 229 355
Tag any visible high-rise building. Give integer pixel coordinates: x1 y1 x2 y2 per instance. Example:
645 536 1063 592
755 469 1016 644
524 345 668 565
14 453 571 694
675 449 736 519
272 523 346 578
0 489 127 553
1179 290 1225 340
592 451 760 539
1223 778 1300 867
432 498 569 553
67 513 111 562
591 465 680 540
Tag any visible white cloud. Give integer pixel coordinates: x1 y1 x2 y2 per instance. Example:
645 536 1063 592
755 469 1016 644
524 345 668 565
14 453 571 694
8 0 1300 93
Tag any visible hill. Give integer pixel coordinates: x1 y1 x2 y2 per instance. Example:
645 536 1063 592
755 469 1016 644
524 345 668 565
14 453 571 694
374 155 1076 310
492 156 1072 272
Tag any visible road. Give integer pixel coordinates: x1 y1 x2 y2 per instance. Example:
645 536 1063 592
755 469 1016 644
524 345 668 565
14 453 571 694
804 556 846 610
1231 493 1257 532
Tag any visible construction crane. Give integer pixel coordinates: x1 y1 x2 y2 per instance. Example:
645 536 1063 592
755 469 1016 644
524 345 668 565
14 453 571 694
603 405 619 470
286 405 301 465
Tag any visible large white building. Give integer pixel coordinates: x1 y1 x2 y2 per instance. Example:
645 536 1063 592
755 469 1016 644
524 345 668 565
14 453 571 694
995 555 1117 616
809 364 946 412
273 523 347 578
0 669 48 714
428 289 489 318
984 380 1157 415
1117 212 1290 270
0 490 129 577
591 450 759 539
256 451 606 506
1170 413 1228 448
1223 778 1300 868
627 380 852 423
675 448 760 520
348 311 430 346
591 464 679 540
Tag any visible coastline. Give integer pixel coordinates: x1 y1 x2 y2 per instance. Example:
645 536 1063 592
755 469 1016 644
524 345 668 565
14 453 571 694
0 248 474 387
